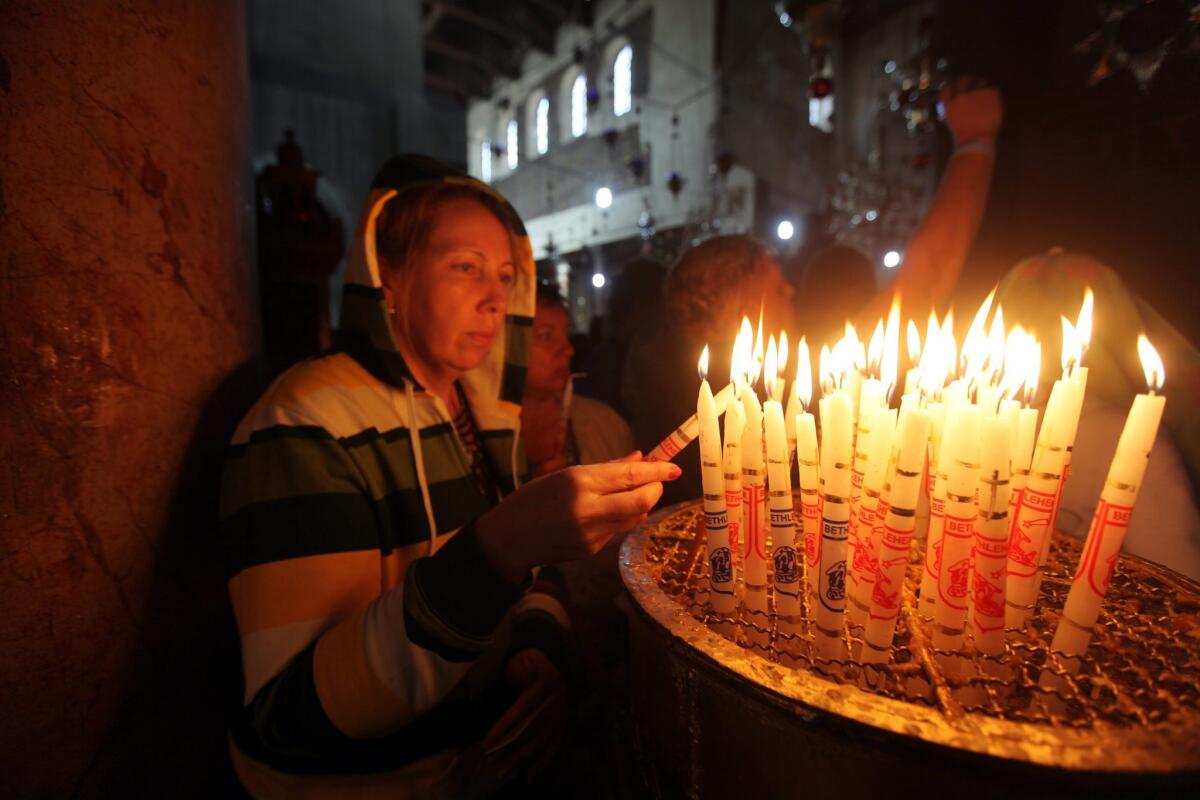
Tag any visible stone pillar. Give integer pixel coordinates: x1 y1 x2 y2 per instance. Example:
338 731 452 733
0 2 258 795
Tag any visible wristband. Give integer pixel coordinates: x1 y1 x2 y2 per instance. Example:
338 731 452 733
953 140 995 159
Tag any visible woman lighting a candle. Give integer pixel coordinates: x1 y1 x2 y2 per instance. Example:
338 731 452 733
220 156 679 796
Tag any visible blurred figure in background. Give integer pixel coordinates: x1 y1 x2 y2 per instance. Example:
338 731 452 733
622 235 796 507
995 250 1200 581
522 283 634 477
797 77 1004 346
576 257 668 416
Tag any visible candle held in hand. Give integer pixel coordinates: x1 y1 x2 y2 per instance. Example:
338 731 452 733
646 383 735 462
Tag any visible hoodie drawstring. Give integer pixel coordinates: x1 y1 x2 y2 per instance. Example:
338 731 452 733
403 380 440 558
509 416 522 492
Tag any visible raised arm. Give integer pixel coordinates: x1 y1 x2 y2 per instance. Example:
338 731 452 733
861 78 1003 323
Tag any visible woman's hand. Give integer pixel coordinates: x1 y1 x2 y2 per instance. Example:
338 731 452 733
482 648 566 785
940 76 1003 147
476 452 680 582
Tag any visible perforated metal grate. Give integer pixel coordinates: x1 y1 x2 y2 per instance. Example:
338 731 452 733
622 499 1200 772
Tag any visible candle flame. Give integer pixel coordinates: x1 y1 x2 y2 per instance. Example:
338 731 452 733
882 299 900 402
1026 337 1041 405
1138 334 1165 392
819 343 832 395
986 306 1006 381
868 319 884 374
795 337 813 409
925 310 939 360
962 287 996 373
918 321 950 399
752 315 765 387
736 316 754 386
1077 287 1094 356
907 318 921 362
698 345 710 382
1001 324 1025 398
778 330 789 376
941 310 957 374
1061 315 1081 376
765 335 778 395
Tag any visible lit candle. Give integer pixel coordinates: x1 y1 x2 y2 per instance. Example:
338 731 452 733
784 337 808 467
793 340 820 604
847 406 897 630
741 364 768 615
971 414 1012 655
1034 305 1092 588
863 402 932 662
1050 336 1165 660
646 382 735 462
903 318 922 396
846 377 883 607
697 345 736 615
764 338 801 621
723 388 746 593
933 404 981 652
814 387 854 659
1005 378 1073 628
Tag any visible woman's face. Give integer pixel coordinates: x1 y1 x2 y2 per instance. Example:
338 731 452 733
384 196 516 378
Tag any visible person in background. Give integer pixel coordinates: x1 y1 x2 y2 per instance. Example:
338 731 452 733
522 282 635 476
221 155 678 797
995 249 1200 581
797 77 1004 346
622 235 796 507
576 257 668 416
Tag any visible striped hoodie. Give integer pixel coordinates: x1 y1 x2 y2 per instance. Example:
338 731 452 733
220 156 568 796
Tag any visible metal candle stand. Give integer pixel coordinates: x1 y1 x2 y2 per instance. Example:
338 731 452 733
619 499 1200 798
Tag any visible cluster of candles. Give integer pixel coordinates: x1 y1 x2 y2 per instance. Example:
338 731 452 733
650 288 1167 665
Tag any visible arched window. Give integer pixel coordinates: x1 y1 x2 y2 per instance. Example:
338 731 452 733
480 138 492 182
570 73 587 138
526 93 550 157
613 45 632 117
506 118 519 170
536 97 550 155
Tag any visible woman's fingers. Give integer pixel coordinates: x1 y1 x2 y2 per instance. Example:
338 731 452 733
583 459 680 493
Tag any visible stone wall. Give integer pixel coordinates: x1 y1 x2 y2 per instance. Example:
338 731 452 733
0 2 259 795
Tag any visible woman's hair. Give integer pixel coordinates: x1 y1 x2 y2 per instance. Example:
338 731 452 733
374 183 516 346
666 235 771 335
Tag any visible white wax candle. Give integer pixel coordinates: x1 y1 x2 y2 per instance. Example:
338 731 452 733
722 396 746 593
1005 379 1072 628
1036 367 1088 577
845 380 883 619
741 388 768 613
765 397 801 620
848 407 897 630
698 373 736 614
784 386 800 467
933 404 981 651
917 405 953 621
863 404 932 662
971 415 1012 655
647 383 735 461
815 392 854 658
1051 391 1165 658
795 412 821 603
